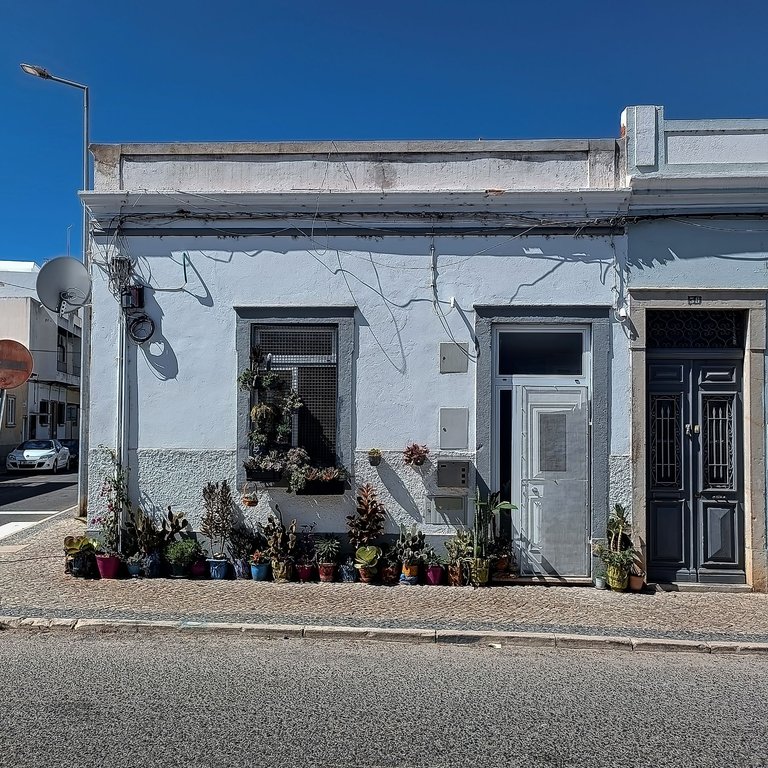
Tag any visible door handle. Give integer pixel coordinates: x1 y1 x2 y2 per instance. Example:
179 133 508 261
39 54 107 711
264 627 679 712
685 424 701 437
685 424 692 437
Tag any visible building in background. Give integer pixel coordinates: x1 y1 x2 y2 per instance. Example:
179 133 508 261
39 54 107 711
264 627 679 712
0 261 81 462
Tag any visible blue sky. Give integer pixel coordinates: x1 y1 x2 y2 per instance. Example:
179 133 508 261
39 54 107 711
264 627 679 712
2 0 767 263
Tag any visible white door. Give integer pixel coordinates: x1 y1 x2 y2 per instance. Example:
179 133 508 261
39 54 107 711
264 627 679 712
513 386 590 577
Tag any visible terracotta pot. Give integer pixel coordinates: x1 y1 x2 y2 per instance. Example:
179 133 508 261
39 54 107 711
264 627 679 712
96 554 121 579
358 566 376 584
426 565 443 585
296 564 315 582
628 573 645 592
493 555 510 573
318 563 336 582
380 564 400 585
272 559 293 583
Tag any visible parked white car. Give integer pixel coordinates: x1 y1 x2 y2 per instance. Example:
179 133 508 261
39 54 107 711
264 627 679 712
5 440 70 474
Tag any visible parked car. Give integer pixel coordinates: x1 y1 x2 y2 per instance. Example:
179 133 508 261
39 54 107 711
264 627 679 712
58 439 79 469
5 440 70 474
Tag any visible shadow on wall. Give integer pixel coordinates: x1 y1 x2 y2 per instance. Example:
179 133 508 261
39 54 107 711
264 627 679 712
137 287 179 381
375 460 424 522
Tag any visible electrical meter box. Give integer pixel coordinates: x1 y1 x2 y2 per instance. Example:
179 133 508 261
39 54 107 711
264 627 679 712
439 342 469 373
439 407 469 450
427 496 467 526
437 460 470 487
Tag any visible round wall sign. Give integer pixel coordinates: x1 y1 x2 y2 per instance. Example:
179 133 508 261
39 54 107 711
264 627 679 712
0 339 34 389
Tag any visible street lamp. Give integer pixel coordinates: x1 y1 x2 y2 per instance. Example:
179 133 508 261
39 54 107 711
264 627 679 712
21 62 92 518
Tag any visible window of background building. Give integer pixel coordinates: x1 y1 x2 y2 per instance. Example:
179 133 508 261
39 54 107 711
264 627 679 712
5 396 16 427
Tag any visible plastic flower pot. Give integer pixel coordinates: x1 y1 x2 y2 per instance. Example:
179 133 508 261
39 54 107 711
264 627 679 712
70 553 96 578
606 565 629 591
380 564 400 585
339 563 357 583
426 565 444 585
127 563 143 578
250 562 270 581
628 573 645 592
471 558 490 586
368 455 382 466
169 563 189 578
447 563 465 586
96 554 121 580
271 560 293 583
296 564 315 582
594 576 607 589
318 563 336 582
232 558 251 579
142 552 163 578
190 559 208 579
207 558 229 580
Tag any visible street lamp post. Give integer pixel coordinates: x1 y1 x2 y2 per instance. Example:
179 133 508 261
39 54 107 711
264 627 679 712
21 63 92 518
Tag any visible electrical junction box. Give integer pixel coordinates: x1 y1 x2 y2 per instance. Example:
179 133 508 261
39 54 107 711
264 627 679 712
437 460 470 487
427 496 467 526
439 342 469 373
439 407 469 450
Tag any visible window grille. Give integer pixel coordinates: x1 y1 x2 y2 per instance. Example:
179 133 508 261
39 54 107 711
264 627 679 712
251 324 338 465
649 394 681 488
646 310 745 349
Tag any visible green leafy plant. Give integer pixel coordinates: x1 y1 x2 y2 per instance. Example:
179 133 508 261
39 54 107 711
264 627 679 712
263 506 297 564
201 481 235 559
347 484 386 551
354 545 382 572
422 547 445 567
315 535 341 564
394 523 426 565
445 529 474 564
593 504 638 584
250 549 269 565
473 490 516 560
367 448 381 459
63 535 98 557
165 538 204 567
297 523 317 565
229 522 265 560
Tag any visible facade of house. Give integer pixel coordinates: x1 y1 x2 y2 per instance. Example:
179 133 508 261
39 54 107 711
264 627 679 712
83 106 768 590
0 262 82 462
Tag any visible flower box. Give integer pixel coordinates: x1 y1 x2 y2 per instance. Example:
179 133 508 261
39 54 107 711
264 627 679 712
245 468 284 483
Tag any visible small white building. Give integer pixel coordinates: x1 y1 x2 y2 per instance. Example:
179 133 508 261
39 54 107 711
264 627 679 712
83 106 768 590
0 261 81 461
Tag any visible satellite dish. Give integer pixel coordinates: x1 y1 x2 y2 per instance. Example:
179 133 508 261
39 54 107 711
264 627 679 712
36 257 92 314
0 339 34 389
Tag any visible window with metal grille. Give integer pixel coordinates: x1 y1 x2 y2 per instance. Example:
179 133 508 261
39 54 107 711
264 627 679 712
646 310 745 349
251 324 338 465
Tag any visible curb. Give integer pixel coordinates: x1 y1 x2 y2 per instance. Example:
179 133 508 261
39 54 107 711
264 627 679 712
1 615 768 655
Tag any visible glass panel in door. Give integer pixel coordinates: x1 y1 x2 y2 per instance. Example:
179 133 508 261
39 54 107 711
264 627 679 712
514 386 589 577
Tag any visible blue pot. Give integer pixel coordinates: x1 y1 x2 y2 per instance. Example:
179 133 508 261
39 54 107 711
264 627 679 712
127 563 143 578
233 558 251 579
142 552 163 578
251 562 270 581
339 564 357 583
207 558 229 580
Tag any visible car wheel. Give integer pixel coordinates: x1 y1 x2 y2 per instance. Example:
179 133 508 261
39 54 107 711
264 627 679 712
51 458 58 475
65 457 71 471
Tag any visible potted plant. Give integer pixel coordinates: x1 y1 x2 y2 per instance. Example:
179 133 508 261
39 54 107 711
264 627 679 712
165 538 204 578
241 483 259 507
367 448 382 467
339 556 357 583
264 506 297 582
445 529 473 586
347 483 386 555
123 506 190 578
403 443 429 467
201 480 235 580
472 490 516 586
594 568 607 590
379 544 401 585
316 535 340 582
628 565 645 592
296 465 348 495
250 549 271 581
394 523 426 584
230 522 264 579
63 535 98 578
423 547 445 585
91 507 122 580
296 523 317 582
354 546 382 584
126 552 144 578
594 504 637 591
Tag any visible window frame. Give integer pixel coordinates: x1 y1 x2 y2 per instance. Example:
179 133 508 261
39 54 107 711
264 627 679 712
5 395 16 427
235 307 355 488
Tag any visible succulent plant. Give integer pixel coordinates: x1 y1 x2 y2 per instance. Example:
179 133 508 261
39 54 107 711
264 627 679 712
315 535 341 564
354 545 382 571
403 443 429 466
394 523 426 565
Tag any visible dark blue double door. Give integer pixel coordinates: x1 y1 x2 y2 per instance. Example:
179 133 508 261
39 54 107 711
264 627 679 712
647 353 745 584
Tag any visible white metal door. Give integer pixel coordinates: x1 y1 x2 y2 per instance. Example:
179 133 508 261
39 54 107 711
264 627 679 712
512 386 590 577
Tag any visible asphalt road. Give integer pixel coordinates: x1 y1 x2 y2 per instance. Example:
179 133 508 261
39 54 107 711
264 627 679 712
0 469 77 512
0 633 766 768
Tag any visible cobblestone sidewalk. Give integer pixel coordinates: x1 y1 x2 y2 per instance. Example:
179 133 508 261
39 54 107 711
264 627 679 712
1 516 767 643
